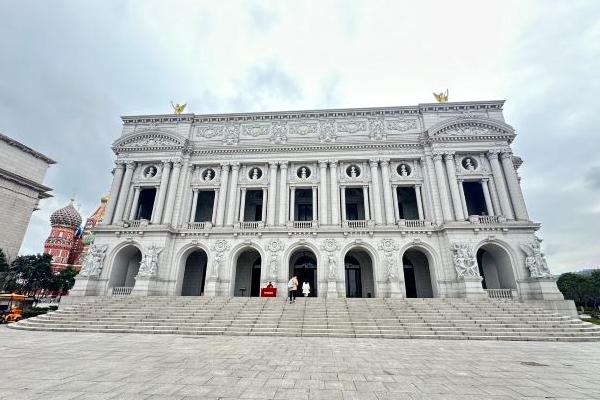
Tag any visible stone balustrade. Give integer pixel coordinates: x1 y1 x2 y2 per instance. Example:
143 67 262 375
111 287 133 296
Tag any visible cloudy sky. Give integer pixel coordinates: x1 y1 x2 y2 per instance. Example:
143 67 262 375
1 1 598 273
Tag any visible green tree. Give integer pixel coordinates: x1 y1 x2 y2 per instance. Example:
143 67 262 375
557 273 592 307
0 249 8 273
50 267 78 300
589 270 600 308
7 254 53 302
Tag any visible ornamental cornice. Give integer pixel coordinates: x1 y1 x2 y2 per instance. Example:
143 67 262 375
112 130 187 154
427 117 515 143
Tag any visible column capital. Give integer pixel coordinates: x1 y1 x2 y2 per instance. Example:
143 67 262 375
160 159 172 165
318 160 329 168
220 162 230 167
231 162 241 171
444 151 456 159
173 161 183 169
268 161 279 168
240 186 247 192
114 161 126 169
192 187 199 193
329 160 338 167
481 177 490 183
500 151 513 160
379 159 390 167
369 159 379 167
487 149 502 158
432 152 444 161
279 161 288 169
124 161 137 169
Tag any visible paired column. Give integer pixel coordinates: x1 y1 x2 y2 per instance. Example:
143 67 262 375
215 163 230 226
379 159 395 224
457 180 469 218
423 155 443 224
239 187 247 222
289 187 296 221
500 151 529 220
481 179 494 216
369 160 383 224
415 185 424 220
225 163 240 225
128 187 141 220
103 162 125 225
487 151 514 219
444 152 465 221
362 185 370 220
211 190 219 225
329 161 340 225
432 153 453 222
311 186 318 221
267 162 278 226
113 161 136 223
189 188 199 223
152 160 172 224
318 161 328 224
392 185 400 221
278 162 288 225
340 186 347 221
162 161 182 225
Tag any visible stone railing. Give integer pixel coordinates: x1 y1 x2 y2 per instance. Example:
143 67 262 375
187 221 213 230
122 219 149 228
111 287 133 296
292 221 318 229
238 221 263 229
485 289 513 299
469 215 506 224
344 220 373 229
398 219 427 228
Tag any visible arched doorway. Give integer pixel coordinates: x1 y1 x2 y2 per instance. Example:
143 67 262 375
181 249 208 296
109 245 142 288
476 243 516 290
289 249 318 297
233 249 262 297
402 249 433 298
344 249 375 298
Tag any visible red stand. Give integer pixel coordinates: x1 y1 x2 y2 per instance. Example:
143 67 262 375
260 288 277 297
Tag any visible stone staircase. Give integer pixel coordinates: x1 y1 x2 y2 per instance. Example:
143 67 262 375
8 297 600 341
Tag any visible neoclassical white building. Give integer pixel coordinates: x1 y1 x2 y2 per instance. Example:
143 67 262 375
70 100 568 310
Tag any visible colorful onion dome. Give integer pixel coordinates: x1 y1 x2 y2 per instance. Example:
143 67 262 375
50 201 82 228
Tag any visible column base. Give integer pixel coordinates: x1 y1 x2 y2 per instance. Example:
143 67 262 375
388 279 404 298
326 280 339 298
132 277 159 296
203 278 218 297
460 276 487 299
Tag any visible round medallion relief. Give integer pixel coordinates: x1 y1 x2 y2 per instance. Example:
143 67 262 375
143 165 158 178
396 163 412 177
461 157 478 171
297 166 311 179
346 164 361 178
248 167 263 180
202 168 215 181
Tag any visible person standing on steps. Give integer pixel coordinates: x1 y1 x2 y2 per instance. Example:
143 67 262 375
288 276 298 303
302 281 311 297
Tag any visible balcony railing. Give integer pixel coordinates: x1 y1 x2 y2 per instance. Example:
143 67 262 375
485 289 514 299
111 287 133 296
469 215 506 224
187 221 213 230
122 219 149 228
344 220 373 229
398 219 427 228
238 221 263 229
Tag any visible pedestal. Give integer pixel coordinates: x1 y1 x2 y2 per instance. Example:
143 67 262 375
327 280 339 298
69 276 100 297
388 279 403 298
527 277 565 300
460 276 487 299
131 277 158 296
203 278 218 297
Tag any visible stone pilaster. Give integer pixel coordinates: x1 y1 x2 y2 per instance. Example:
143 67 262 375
225 162 240 225
501 151 529 220
318 160 328 224
112 161 136 224
329 160 340 225
278 162 288 226
422 155 443 225
215 163 229 226
189 188 199 223
432 152 453 222
369 160 383 224
162 160 182 225
444 152 465 221
128 186 141 220
379 159 395 224
267 162 278 226
481 178 494 216
103 162 125 225
151 160 171 224
487 151 514 219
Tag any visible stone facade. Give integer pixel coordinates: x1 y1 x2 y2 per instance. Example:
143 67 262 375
70 101 566 304
0 133 54 261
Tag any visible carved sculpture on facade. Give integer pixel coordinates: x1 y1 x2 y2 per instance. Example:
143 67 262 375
320 239 339 280
266 238 284 280
137 244 163 278
79 244 108 277
451 243 480 278
369 118 386 141
378 239 399 282
319 120 337 143
210 240 230 280
521 237 552 278
270 121 288 144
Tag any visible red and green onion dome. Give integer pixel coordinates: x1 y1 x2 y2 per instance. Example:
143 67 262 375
50 201 82 228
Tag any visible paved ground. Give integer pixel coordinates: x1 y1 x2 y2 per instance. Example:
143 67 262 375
1 327 600 400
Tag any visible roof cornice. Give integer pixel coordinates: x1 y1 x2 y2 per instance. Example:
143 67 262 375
0 133 56 164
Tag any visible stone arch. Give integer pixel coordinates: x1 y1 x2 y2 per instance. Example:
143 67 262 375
174 243 211 296
428 117 515 139
286 241 321 297
474 240 518 290
107 242 143 289
399 243 439 298
229 242 266 297
340 242 379 298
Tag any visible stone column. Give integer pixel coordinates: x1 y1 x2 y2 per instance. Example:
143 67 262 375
151 160 171 224
189 188 199 223
103 162 125 225
369 160 383 224
211 189 219 224
415 185 424 220
113 161 136 223
173 162 193 226
312 186 318 221
162 161 182 225
289 187 296 221
488 176 502 216
501 151 529 220
457 180 469 218
423 155 443 224
329 161 340 225
392 185 400 221
225 163 240 225
481 179 494 216
150 185 160 221
362 185 370 220
239 187 247 222
261 188 267 222
444 152 465 221
278 162 288 225
128 187 141 220
432 152 453 222
318 161 328 225
267 162 278 226
340 186 347 222
215 163 229 226
487 151 514 219
379 159 395 224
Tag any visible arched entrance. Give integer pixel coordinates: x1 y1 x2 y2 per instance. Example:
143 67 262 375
289 249 318 297
344 249 375 298
233 249 262 297
402 249 433 298
476 243 516 290
109 245 142 288
181 249 208 296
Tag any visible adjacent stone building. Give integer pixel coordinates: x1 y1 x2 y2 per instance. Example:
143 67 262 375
70 100 568 311
0 132 54 261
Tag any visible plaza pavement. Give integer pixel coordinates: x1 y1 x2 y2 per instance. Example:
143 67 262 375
1 326 599 400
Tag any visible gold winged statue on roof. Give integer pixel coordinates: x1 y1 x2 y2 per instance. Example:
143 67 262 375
170 101 187 114
433 89 449 103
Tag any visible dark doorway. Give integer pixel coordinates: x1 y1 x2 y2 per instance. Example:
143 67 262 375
402 250 433 298
195 191 215 222
294 189 313 221
403 260 417 298
463 181 487 216
344 187 365 220
234 249 262 297
345 255 362 298
243 190 264 222
396 187 419 219
135 188 157 220
251 261 261 297
181 250 208 296
290 251 318 297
